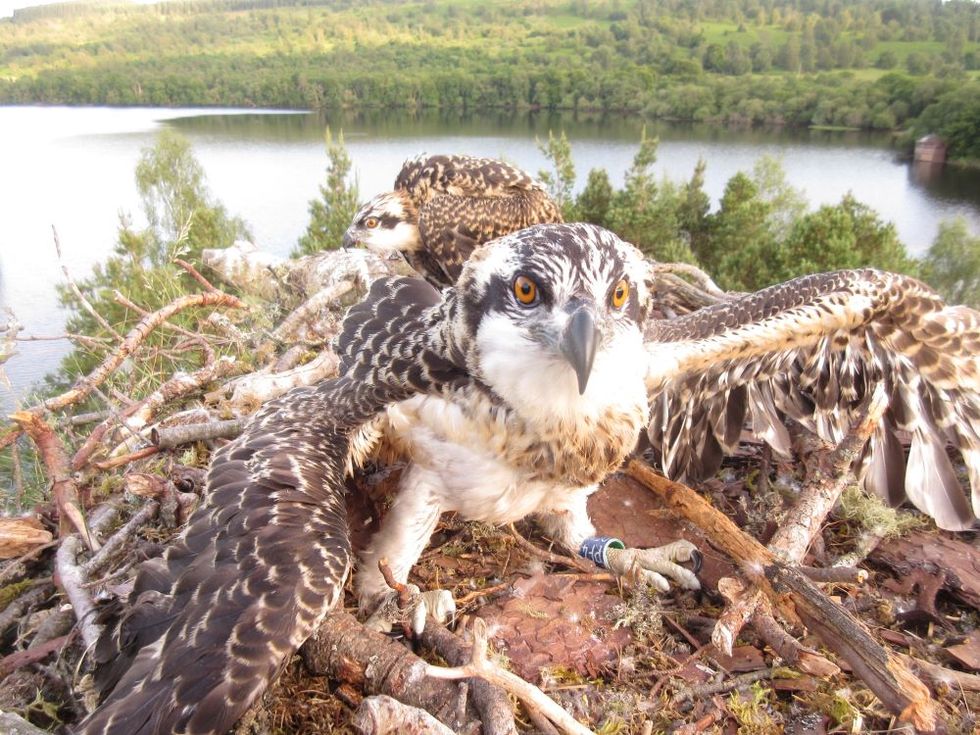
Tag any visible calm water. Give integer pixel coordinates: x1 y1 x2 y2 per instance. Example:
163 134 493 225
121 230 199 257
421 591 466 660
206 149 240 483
2 105 979 412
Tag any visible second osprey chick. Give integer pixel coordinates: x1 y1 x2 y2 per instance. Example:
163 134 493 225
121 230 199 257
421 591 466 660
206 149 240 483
343 153 563 287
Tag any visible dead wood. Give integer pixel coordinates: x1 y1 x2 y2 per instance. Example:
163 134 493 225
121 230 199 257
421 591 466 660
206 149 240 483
0 583 55 638
626 459 939 732
301 611 480 732
53 226 122 341
54 534 102 650
204 349 339 415
419 622 519 735
423 618 595 735
0 710 53 735
0 632 74 680
272 280 353 344
150 418 245 449
36 289 244 416
0 518 53 559
351 695 456 735
71 356 240 470
8 411 93 547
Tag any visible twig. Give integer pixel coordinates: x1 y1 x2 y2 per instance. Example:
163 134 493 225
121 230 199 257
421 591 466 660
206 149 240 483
174 258 219 293
419 622 518 735
671 668 776 705
798 566 868 584
54 534 102 650
508 524 598 574
53 226 123 340
0 631 75 679
8 411 94 548
81 501 159 578
626 459 938 731
378 558 416 641
91 445 159 471
34 290 244 415
150 418 245 449
424 618 595 735
0 582 55 635
272 280 353 343
710 385 889 655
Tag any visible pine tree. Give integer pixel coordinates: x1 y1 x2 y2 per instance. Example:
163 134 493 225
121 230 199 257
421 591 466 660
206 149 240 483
294 128 359 256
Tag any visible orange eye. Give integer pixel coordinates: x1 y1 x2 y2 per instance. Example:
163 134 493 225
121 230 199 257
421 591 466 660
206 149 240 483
513 275 538 305
611 279 629 309
364 217 379 229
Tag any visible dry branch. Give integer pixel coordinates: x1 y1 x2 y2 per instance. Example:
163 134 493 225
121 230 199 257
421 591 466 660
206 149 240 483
711 385 888 656
205 349 338 415
302 611 480 732
53 226 122 341
150 419 245 449
54 534 102 650
35 290 244 416
423 618 594 735
419 623 519 735
625 459 938 731
351 696 456 735
8 411 93 547
72 356 239 470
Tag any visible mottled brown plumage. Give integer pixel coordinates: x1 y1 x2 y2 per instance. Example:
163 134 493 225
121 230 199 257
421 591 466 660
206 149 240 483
645 268 980 530
78 225 980 735
342 154 563 287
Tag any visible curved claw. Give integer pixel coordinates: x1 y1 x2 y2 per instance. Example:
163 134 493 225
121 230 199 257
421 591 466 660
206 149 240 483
605 540 702 592
364 587 456 635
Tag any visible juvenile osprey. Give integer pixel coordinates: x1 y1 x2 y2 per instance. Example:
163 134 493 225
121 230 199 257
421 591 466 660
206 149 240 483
342 154 563 287
78 224 980 734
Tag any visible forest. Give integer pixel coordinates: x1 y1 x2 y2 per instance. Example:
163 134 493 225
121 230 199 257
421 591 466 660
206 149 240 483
1 0 980 160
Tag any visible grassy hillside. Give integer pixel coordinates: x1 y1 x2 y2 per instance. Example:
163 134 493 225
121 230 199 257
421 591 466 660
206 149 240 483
1 0 978 156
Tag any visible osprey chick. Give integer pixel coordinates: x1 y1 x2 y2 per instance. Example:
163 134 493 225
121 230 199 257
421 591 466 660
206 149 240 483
342 153 563 287
78 224 980 735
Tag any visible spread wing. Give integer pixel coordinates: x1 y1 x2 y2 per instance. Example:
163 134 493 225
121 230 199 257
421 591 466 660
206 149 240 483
644 268 980 531
394 153 547 203
79 278 466 735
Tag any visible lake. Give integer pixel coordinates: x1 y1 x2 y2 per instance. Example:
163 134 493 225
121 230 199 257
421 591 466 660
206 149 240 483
2 105 980 413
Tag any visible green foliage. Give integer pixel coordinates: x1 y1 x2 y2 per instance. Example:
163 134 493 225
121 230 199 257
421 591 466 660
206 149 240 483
0 0 977 154
55 130 250 390
911 82 980 161
536 130 576 216
919 218 980 307
714 191 912 291
602 129 697 263
294 128 359 256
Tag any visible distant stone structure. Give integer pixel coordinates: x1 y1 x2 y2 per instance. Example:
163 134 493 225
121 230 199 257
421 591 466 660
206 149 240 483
914 134 947 164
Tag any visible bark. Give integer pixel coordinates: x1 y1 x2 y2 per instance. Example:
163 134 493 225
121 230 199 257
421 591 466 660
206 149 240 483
301 611 479 732
205 349 339 415
34 290 244 415
351 696 456 735
626 459 938 732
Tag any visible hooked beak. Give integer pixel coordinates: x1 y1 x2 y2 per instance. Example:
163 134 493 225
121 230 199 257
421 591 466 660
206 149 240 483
559 307 600 395
341 229 358 250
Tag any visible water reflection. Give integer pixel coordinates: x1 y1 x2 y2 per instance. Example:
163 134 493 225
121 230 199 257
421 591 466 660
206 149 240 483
2 105 979 412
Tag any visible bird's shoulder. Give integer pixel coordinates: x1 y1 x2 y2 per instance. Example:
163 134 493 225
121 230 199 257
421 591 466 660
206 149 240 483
395 154 545 204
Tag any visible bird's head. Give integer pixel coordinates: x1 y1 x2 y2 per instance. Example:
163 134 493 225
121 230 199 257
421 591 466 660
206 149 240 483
453 223 651 423
342 190 420 254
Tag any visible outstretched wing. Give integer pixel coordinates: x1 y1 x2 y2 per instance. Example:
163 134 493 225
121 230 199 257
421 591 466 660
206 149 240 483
644 268 980 531
79 279 466 735
394 153 546 204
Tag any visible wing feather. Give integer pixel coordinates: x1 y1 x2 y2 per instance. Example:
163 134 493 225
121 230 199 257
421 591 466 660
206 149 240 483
645 268 980 530
79 279 466 735
395 153 547 202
